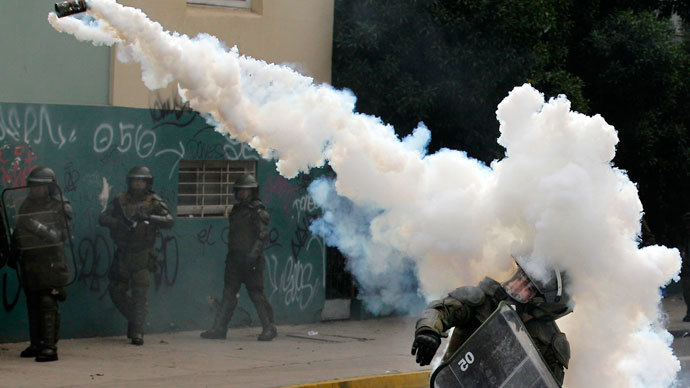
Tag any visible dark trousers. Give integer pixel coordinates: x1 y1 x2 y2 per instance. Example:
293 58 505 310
212 257 274 330
108 249 151 336
25 290 60 351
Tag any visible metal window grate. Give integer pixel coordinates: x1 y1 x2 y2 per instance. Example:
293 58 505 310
177 160 256 218
187 0 252 9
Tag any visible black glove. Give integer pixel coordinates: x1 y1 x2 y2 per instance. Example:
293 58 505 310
411 332 441 366
132 206 150 223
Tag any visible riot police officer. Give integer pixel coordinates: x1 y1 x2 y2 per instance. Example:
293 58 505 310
412 255 572 386
10 167 72 362
201 173 277 341
98 166 173 345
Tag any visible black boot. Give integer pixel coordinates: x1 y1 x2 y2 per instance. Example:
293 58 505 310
257 325 277 341
21 300 41 358
200 295 237 340
35 347 58 362
20 345 40 358
35 311 58 362
21 316 40 358
200 328 227 339
130 333 144 346
129 322 144 345
249 291 276 341
127 322 134 339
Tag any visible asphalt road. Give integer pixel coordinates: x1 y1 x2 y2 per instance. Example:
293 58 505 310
673 335 690 385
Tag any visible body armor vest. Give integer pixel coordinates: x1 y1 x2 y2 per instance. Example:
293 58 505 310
227 200 263 256
15 197 71 290
110 193 159 252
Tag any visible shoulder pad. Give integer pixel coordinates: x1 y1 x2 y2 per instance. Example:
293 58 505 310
249 199 265 208
478 277 507 300
150 193 164 202
258 207 270 224
150 194 169 210
51 194 70 204
448 286 485 307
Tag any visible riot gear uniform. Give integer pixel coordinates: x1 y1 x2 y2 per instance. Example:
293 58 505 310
201 173 276 341
98 166 173 345
11 166 72 362
412 258 572 386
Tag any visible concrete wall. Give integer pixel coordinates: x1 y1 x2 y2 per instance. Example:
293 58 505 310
0 101 326 342
0 0 111 105
111 0 334 108
0 1 333 108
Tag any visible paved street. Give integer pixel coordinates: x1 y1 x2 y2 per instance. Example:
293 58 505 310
672 336 690 385
2 295 690 387
0 316 424 388
666 293 690 386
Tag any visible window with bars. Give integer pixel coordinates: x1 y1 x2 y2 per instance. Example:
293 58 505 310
177 160 257 218
187 0 251 9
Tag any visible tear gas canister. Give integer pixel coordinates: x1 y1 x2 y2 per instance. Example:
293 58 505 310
54 0 88 18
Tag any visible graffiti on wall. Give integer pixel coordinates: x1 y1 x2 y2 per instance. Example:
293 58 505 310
265 194 324 311
0 105 77 149
0 102 325 339
0 144 38 190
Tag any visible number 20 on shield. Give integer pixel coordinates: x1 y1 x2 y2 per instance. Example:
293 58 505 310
457 351 475 371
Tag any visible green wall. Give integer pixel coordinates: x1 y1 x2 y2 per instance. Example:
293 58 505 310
0 101 326 342
0 1 110 105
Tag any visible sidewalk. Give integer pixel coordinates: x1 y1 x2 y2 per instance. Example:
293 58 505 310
2 296 688 388
663 292 690 338
0 316 429 388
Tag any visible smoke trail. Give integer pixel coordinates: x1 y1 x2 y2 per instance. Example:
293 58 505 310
50 1 681 386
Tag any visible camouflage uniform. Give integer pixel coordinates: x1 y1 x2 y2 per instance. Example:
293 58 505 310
98 166 173 345
201 174 276 341
11 167 72 362
415 277 571 385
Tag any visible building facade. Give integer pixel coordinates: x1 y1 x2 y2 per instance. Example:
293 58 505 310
0 0 340 342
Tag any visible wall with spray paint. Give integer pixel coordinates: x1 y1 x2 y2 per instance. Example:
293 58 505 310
0 101 326 342
0 0 110 105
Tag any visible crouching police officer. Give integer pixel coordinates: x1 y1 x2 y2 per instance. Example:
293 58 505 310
99 166 173 345
10 167 72 362
412 255 572 386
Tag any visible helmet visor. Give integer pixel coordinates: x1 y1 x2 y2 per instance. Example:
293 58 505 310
502 266 538 303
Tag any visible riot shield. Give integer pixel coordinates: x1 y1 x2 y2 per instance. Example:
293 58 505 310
0 200 9 269
430 302 561 388
1 184 76 289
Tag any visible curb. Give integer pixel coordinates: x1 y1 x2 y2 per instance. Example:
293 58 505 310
279 371 431 388
669 329 690 338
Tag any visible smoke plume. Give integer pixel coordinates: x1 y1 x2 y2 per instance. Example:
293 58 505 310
50 1 681 386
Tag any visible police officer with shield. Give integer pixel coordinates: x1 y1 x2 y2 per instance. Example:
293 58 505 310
412 255 572 386
201 173 277 341
9 167 72 362
99 166 173 345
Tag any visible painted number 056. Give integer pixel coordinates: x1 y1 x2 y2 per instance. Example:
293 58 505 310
457 352 475 372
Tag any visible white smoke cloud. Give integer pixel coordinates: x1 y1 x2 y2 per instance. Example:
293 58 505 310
49 1 682 386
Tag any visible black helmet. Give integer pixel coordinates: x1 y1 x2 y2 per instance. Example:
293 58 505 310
27 167 58 197
127 166 153 195
234 174 258 189
27 167 57 186
233 174 258 202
